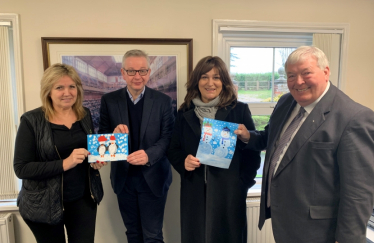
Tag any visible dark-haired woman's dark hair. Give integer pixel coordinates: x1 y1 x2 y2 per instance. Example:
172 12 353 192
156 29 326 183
180 56 237 111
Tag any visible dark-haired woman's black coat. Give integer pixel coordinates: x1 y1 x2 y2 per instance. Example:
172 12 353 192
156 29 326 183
168 101 261 243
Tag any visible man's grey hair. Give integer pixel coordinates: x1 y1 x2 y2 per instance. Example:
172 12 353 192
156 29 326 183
122 49 150 68
285 46 330 71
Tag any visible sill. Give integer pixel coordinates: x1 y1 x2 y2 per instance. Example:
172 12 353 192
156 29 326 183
247 180 261 198
0 200 18 212
247 189 261 198
368 226 374 242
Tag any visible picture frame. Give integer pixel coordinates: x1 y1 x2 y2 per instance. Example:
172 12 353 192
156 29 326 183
41 37 193 132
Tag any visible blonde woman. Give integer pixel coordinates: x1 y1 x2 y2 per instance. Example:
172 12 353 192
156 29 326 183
14 63 105 243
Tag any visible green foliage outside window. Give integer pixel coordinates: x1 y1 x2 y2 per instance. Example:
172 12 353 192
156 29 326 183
252 115 270 131
262 93 284 102
232 72 280 89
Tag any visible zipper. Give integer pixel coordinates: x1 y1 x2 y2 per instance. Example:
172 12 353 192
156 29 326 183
88 166 95 202
61 174 64 211
204 170 207 243
54 145 64 211
204 165 207 184
86 126 95 202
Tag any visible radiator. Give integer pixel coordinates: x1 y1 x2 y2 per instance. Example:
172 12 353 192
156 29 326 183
247 198 275 243
0 213 15 243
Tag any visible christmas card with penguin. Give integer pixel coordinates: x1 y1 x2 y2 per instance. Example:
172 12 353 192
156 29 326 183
87 133 128 162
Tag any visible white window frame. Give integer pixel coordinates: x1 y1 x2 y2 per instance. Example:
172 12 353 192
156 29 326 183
212 19 349 196
0 13 24 210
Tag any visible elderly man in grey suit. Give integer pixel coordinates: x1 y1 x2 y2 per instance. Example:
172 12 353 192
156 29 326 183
235 46 374 243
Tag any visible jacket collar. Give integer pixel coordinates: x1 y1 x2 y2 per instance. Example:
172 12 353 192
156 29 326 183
273 83 336 178
117 86 154 144
140 86 154 142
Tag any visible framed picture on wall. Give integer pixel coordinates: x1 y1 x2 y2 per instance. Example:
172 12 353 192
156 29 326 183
41 37 193 132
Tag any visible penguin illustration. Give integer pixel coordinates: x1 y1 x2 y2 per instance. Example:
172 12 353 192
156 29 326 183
108 135 118 157
97 135 108 158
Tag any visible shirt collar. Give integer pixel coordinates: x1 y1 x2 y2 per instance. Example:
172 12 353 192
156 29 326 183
126 87 146 103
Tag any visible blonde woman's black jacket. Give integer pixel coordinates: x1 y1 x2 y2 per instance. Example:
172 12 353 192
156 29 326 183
14 107 103 225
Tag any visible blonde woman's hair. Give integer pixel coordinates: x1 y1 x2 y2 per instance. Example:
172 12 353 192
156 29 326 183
40 63 86 121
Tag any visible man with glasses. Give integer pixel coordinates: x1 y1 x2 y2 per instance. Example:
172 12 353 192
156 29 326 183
99 49 174 243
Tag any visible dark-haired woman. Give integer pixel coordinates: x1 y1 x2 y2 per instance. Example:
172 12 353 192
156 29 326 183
168 56 261 243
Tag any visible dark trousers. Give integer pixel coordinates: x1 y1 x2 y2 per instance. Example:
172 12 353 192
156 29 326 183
117 172 167 243
24 193 97 243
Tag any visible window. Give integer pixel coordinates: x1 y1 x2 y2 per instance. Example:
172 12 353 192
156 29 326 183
231 47 297 104
213 20 349 195
0 13 24 202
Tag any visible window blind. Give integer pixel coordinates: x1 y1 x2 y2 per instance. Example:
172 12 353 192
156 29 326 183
0 26 19 200
313 33 341 87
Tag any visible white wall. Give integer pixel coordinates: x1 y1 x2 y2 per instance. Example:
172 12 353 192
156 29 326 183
2 0 374 242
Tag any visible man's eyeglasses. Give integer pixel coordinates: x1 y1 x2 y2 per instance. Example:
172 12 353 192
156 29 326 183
123 69 149 76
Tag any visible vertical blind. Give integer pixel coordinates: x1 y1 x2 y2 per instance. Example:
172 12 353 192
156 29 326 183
313 33 341 87
0 25 19 200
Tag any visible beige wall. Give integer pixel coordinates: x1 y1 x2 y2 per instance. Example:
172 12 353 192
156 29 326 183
2 0 374 242
2 0 374 111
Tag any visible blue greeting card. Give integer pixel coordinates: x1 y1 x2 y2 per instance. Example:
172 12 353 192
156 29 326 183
87 133 128 163
195 118 239 169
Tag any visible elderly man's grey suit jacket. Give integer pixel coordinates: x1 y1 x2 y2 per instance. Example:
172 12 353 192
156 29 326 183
247 83 374 243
